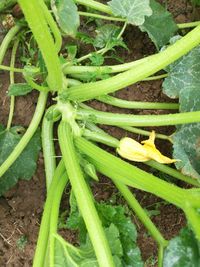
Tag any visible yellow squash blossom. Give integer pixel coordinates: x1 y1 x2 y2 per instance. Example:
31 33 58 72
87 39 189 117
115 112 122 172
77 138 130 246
117 131 177 164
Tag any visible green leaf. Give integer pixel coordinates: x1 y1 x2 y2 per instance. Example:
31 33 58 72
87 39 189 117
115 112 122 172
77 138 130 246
162 45 200 179
163 227 200 267
89 53 104 66
140 0 178 48
65 45 78 61
54 234 98 267
51 0 80 37
108 0 152 26
8 83 33 96
93 24 126 50
66 201 143 266
0 125 41 195
76 32 95 45
96 203 143 267
163 46 200 98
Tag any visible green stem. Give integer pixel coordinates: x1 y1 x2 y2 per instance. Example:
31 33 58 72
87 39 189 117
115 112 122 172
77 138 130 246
83 129 119 147
77 108 200 127
178 21 200 29
33 160 66 267
121 126 172 142
75 138 185 207
67 25 200 101
58 121 115 267
0 25 21 65
117 22 127 39
78 11 125 22
0 92 48 178
146 160 200 187
81 126 198 187
97 95 178 110
39 0 62 53
143 73 168 81
49 173 68 267
0 65 24 73
7 39 19 130
18 0 63 91
75 0 112 14
77 47 107 63
42 107 56 191
63 54 153 74
115 181 168 249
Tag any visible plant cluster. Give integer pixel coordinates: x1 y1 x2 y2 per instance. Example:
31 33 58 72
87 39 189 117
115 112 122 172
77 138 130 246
1 0 200 266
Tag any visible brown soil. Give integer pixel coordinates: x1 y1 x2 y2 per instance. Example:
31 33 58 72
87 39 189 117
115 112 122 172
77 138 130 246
0 1 197 266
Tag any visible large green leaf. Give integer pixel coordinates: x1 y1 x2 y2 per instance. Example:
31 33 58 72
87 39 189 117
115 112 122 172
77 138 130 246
172 86 200 179
0 125 41 195
51 0 80 37
163 46 200 98
163 227 200 267
140 0 178 48
162 45 200 179
108 0 152 26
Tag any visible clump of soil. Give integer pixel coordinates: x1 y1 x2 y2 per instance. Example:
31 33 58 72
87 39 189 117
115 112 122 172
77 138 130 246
0 1 195 266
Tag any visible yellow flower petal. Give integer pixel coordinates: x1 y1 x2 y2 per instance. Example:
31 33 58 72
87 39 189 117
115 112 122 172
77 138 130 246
118 131 178 164
117 137 150 162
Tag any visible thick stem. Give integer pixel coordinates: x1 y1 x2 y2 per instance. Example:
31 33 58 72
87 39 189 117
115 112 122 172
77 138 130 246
97 95 179 110
7 39 19 130
39 0 62 53
33 160 66 267
49 173 68 266
83 123 199 187
42 107 56 191
67 25 200 101
77 108 200 127
63 54 154 74
0 92 48 178
75 138 187 208
58 121 115 267
18 0 63 91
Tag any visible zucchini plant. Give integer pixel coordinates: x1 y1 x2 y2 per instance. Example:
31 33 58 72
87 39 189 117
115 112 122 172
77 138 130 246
1 0 200 266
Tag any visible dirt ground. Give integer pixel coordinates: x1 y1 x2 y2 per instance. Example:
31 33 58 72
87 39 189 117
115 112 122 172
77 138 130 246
0 1 198 266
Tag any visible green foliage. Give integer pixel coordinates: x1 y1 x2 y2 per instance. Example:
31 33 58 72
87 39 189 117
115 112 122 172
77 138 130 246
108 0 152 26
8 83 33 96
163 45 200 179
163 46 200 98
94 24 126 50
0 125 41 195
51 0 80 37
65 200 143 266
89 53 104 66
163 227 200 267
140 0 178 48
